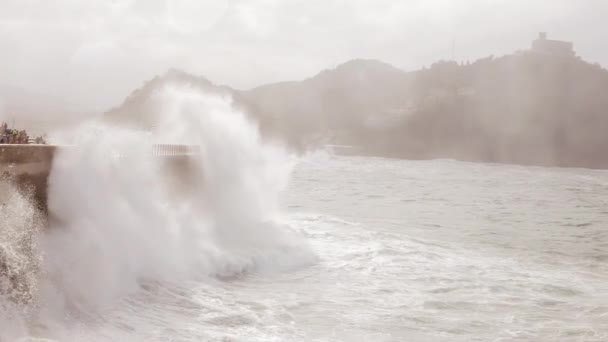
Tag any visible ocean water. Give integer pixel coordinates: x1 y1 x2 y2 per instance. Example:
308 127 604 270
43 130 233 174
1 88 608 341
283 154 608 341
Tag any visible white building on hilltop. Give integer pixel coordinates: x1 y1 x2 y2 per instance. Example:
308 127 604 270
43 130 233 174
531 32 575 56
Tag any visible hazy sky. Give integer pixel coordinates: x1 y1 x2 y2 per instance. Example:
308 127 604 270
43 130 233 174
1 0 606 111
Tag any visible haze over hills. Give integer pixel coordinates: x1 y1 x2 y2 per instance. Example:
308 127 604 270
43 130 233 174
375 52 608 168
103 34 608 169
104 69 247 130
104 59 417 145
244 59 414 148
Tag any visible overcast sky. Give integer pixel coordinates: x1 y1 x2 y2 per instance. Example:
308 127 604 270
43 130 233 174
1 0 606 111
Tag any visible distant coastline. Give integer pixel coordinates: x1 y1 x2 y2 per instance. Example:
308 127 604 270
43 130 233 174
4 33 608 170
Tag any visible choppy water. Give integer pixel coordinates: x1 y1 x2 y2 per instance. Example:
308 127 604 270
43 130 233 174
7 154 605 342
283 154 608 341
2 90 608 340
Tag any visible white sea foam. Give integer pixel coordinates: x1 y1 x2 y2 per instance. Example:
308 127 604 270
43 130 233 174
0 85 315 340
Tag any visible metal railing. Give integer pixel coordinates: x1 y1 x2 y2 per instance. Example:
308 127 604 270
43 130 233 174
151 144 200 156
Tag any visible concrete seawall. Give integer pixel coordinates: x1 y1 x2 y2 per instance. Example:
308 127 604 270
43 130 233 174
1 145 56 213
0 144 57 164
1 144 199 215
0 144 200 302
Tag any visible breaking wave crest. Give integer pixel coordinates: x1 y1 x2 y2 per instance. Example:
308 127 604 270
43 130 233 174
0 85 315 340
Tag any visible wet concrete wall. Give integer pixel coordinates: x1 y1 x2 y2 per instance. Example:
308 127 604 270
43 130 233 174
0 145 56 213
0 144 198 216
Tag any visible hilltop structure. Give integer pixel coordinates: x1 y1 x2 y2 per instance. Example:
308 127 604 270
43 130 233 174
531 32 575 56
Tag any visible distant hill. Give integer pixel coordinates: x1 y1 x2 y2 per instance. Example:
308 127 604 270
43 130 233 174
371 53 608 168
242 59 413 148
241 53 608 168
104 69 256 130
106 47 608 169
104 61 413 149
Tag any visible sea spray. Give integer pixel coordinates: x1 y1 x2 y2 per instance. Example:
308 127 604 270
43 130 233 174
36 84 315 318
152 86 301 266
152 85 313 274
0 179 43 339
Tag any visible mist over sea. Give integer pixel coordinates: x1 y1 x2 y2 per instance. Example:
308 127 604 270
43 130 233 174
1 87 607 341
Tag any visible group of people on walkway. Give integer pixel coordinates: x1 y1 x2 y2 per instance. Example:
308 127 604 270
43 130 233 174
0 122 45 144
